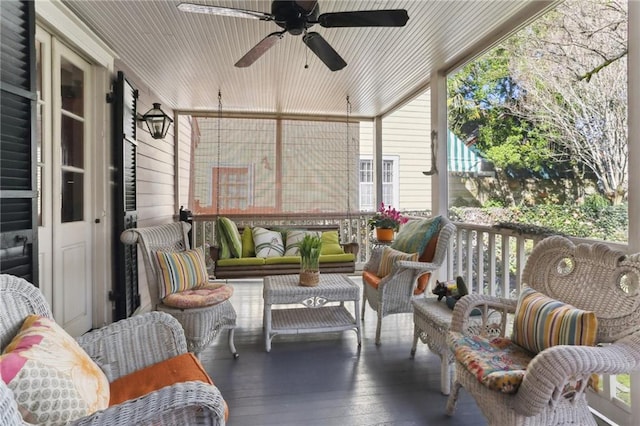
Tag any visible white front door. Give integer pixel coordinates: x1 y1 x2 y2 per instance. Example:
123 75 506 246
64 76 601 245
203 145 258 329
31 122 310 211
37 36 93 337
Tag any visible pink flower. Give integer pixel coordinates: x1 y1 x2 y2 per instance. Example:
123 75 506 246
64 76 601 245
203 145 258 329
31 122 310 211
368 203 408 231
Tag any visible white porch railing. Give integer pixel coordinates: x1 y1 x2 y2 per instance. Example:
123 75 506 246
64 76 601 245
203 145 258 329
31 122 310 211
191 214 633 425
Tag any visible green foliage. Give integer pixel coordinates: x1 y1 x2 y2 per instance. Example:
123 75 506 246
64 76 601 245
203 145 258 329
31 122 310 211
447 48 555 173
454 203 628 242
299 234 322 270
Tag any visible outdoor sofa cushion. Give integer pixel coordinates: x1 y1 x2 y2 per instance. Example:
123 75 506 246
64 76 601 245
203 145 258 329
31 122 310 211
253 227 285 257
217 217 243 258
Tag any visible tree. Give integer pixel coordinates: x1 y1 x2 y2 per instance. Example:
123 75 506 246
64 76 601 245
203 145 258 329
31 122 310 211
448 49 556 205
508 0 628 204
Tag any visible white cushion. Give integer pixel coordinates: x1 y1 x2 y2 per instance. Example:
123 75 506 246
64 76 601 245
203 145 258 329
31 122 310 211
252 227 285 258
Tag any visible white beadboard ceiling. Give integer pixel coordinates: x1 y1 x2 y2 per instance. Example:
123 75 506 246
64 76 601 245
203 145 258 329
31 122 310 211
61 0 556 118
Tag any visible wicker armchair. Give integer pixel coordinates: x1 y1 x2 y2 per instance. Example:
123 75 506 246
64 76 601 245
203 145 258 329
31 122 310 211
120 222 238 358
362 216 456 345
0 274 227 425
446 236 640 426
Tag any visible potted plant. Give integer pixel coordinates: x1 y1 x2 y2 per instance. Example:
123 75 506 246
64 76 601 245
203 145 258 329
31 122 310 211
367 202 408 242
299 234 322 286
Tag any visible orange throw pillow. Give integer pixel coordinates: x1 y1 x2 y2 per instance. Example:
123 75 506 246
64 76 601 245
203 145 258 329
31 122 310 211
109 353 228 421
415 234 439 295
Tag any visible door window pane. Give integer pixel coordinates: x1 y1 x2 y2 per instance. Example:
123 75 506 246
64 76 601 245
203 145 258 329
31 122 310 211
60 58 84 116
61 171 83 222
61 115 84 168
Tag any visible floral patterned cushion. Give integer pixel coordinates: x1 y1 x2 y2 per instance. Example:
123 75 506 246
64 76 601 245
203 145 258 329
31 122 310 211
0 315 110 424
162 282 234 309
449 332 534 394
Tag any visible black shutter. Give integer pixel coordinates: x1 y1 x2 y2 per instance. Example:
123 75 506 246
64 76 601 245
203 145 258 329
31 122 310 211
111 71 139 320
0 0 37 283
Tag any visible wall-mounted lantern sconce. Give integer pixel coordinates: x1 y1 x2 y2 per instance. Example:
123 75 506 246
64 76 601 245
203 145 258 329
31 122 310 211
139 103 173 139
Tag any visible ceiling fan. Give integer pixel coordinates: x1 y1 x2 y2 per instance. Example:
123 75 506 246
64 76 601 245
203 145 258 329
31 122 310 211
177 0 409 71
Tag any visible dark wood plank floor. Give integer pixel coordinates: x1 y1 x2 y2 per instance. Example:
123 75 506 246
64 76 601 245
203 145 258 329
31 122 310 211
200 277 487 426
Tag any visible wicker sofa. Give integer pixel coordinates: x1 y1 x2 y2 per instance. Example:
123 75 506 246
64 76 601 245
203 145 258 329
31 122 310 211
211 223 358 279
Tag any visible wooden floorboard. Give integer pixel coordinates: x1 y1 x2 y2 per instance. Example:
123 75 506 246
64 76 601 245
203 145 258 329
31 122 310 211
199 277 487 426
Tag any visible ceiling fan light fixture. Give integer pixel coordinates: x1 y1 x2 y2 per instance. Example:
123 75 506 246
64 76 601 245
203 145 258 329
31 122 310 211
140 103 173 139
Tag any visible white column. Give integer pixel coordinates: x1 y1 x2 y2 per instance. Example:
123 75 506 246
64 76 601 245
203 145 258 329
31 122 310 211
430 70 449 216
628 1 639 422
374 116 383 208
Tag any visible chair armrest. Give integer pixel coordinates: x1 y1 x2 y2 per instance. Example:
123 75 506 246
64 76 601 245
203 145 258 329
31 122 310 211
70 381 226 426
450 294 517 337
514 333 640 417
76 312 188 381
396 260 438 273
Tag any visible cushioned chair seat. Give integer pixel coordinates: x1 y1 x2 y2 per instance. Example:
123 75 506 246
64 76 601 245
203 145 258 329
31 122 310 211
449 333 534 394
109 353 229 422
162 283 234 309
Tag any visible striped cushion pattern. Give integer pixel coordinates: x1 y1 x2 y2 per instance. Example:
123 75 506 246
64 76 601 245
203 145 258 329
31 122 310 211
155 246 209 298
377 247 418 278
512 287 598 354
217 217 242 258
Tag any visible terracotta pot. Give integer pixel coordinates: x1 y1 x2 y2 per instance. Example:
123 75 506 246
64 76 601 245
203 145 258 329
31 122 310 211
375 227 394 242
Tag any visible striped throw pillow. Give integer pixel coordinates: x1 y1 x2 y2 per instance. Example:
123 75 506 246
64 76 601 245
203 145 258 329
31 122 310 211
377 247 418 278
512 287 598 354
217 217 242 258
155 246 209 298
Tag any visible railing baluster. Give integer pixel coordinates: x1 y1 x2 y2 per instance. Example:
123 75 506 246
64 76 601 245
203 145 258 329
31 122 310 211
501 234 510 298
488 232 497 297
476 230 485 295
515 237 526 296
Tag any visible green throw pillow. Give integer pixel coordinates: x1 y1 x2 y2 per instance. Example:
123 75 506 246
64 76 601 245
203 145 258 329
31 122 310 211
217 217 242 258
241 227 255 258
320 231 344 255
391 216 442 257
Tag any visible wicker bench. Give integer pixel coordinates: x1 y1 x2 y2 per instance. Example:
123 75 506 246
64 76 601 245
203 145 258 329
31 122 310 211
410 297 455 395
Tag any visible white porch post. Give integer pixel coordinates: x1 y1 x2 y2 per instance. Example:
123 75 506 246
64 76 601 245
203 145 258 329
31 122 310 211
374 116 383 208
628 0 640 420
430 70 449 216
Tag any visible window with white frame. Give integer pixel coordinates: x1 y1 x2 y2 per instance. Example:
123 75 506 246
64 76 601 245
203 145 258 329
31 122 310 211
359 157 399 211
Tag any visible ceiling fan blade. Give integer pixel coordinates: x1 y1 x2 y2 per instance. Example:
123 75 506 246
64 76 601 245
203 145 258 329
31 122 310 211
235 32 284 68
318 10 409 27
303 32 346 72
177 2 273 21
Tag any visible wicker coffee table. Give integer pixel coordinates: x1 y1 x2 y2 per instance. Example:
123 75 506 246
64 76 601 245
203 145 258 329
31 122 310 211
263 274 362 352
